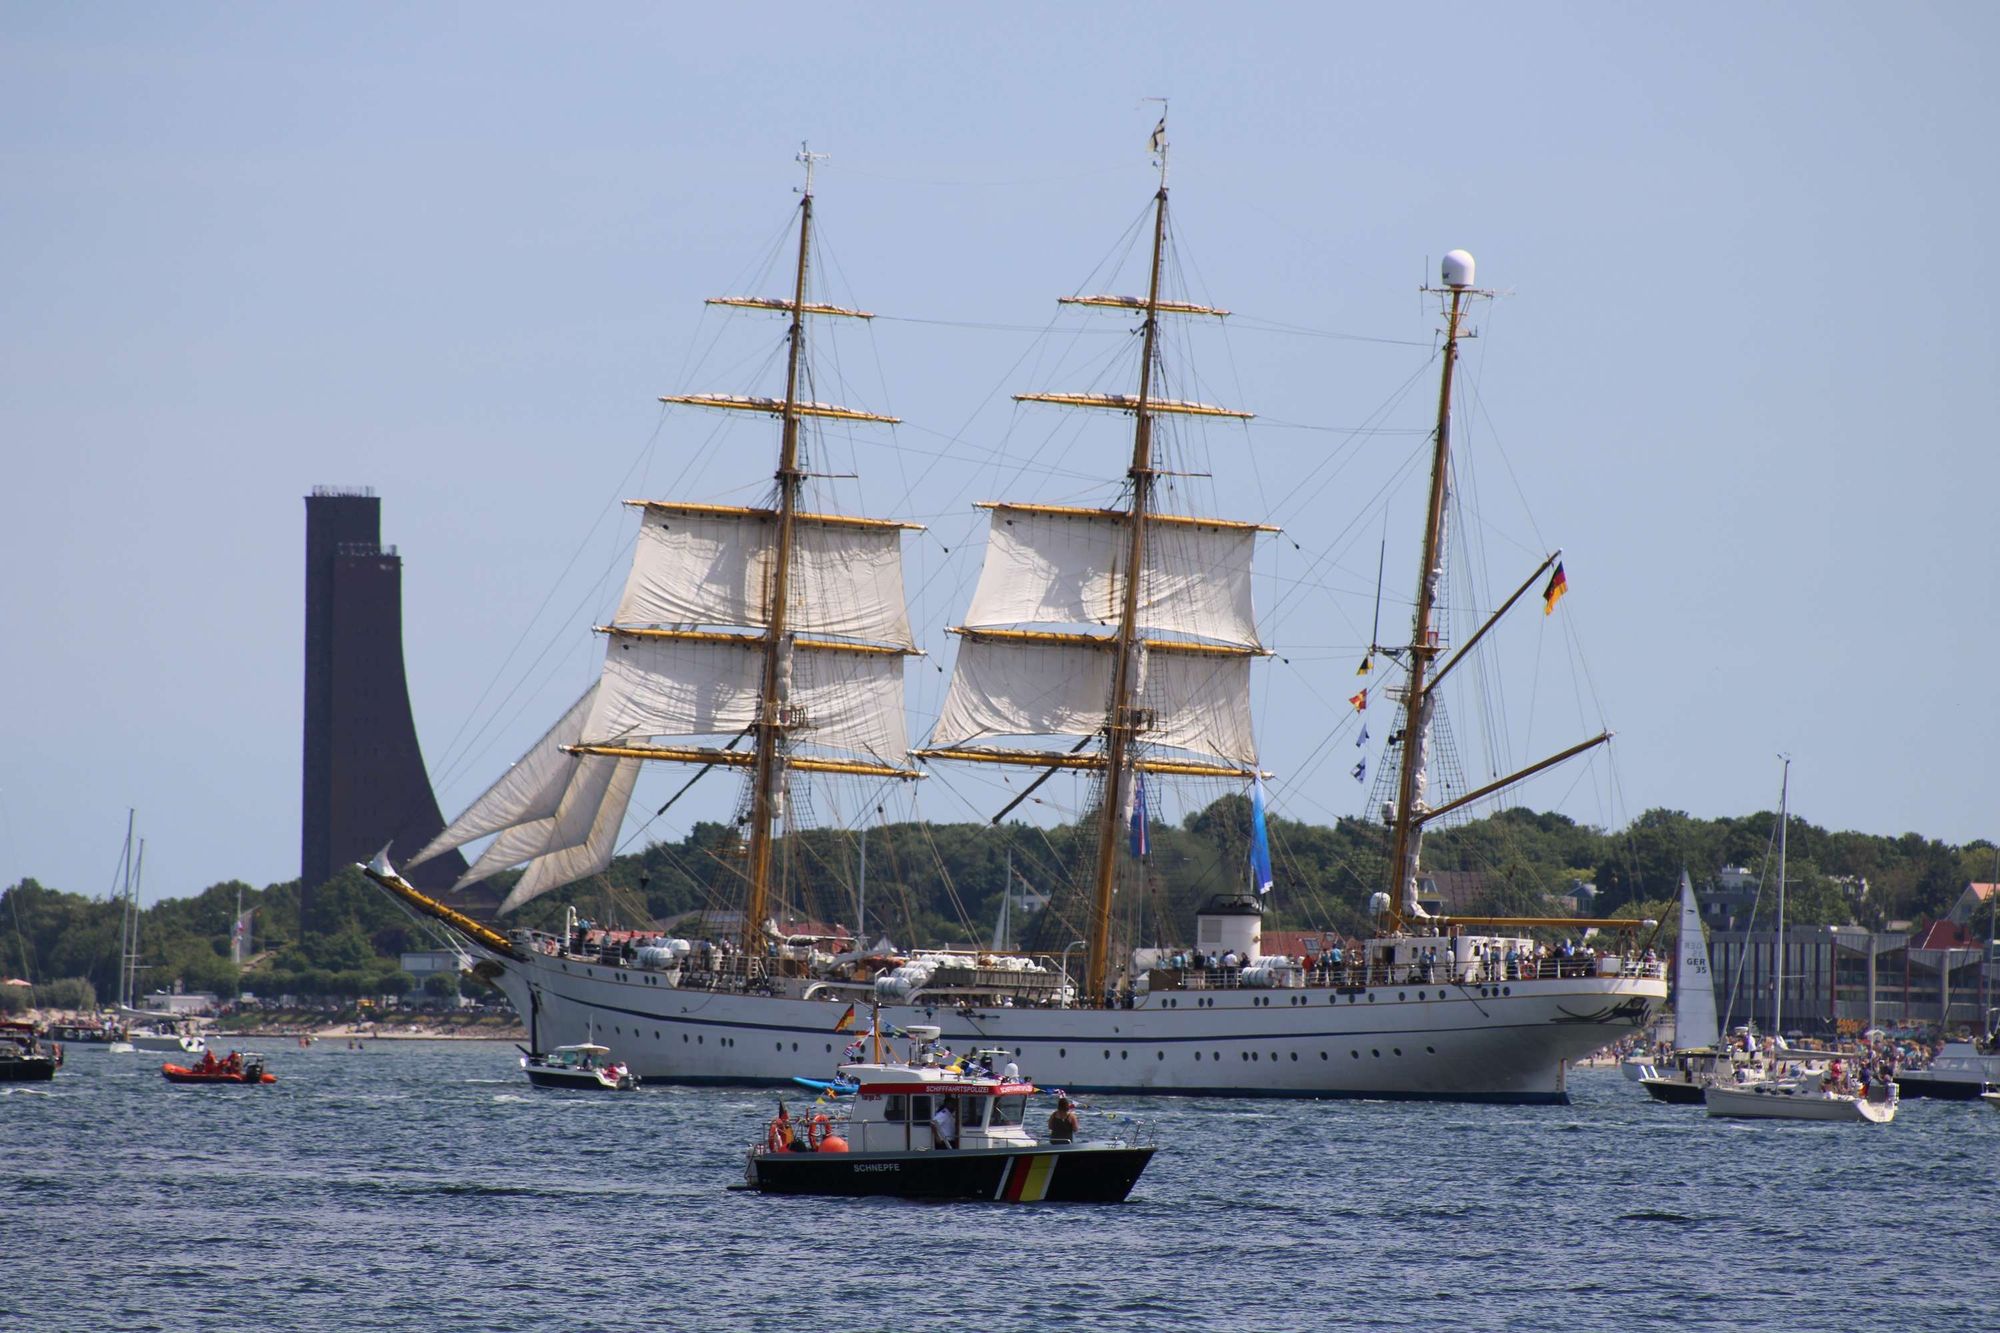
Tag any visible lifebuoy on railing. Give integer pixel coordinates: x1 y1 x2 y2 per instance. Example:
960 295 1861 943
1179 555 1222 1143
765 1117 792 1153
807 1113 831 1149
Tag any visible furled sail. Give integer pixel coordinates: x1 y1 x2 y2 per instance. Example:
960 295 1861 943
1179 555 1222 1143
406 685 600 869
963 504 1261 649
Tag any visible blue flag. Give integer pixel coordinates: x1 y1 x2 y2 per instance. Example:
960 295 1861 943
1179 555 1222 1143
1356 724 1369 748
1352 758 1367 783
1128 771 1148 858
1248 776 1274 895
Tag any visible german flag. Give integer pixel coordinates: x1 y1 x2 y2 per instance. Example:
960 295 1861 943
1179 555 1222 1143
1542 563 1568 615
833 1004 857 1032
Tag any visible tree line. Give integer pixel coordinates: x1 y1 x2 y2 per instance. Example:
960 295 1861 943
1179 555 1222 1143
3 800 1989 1006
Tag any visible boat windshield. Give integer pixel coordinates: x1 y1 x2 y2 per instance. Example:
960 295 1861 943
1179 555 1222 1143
991 1095 1026 1127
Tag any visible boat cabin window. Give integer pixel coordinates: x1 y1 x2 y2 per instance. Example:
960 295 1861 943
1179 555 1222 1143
991 1095 1026 1127
882 1094 933 1123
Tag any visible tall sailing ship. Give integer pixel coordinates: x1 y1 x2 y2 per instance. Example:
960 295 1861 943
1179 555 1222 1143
366 134 1664 1102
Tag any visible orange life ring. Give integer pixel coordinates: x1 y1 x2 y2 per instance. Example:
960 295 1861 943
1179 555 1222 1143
766 1117 791 1153
807 1113 831 1149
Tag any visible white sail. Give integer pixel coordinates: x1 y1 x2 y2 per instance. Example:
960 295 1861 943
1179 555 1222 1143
447 752 639 890
964 506 1260 648
1674 869 1720 1051
500 755 642 912
929 636 1257 767
615 506 914 649
406 685 599 869
585 635 909 766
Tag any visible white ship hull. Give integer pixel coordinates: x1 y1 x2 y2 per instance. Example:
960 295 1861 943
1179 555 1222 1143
481 946 1662 1103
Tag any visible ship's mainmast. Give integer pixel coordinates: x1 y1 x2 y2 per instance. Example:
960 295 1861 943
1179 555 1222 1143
1080 171 1172 1002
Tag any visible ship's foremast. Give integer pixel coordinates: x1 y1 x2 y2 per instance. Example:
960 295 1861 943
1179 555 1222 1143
741 161 819 956
569 146 914 955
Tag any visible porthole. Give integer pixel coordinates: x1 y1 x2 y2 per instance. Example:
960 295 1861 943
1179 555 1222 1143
1393 1048 1402 1056
1371 1048 1380 1057
1367 993 1375 1002
1121 1050 1129 1060
791 1042 798 1052
1195 1051 1202 1061
1320 1052 1329 1060
1427 1046 1437 1054
1290 1052 1299 1061
1269 1052 1277 1062
1156 1051 1164 1061
1103 1050 1111 1060
1398 992 1405 1001
654 1031 660 1040
682 1034 689 1043
1059 1048 1067 1058
825 1044 832 1053
1351 1051 1360 1059
776 1041 783 1052
697 1035 703 1044
1502 987 1511 996
1212 1051 1220 1061
1242 1051 1250 1061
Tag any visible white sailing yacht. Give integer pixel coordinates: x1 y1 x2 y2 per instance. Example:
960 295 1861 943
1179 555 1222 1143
1704 760 1896 1122
107 814 208 1056
362 128 1665 1102
1638 871 1738 1102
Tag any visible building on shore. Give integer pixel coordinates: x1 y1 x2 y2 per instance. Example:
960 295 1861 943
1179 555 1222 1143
300 487 480 926
1704 920 1996 1035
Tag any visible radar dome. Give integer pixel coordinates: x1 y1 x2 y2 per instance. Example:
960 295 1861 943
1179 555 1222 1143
1367 891 1393 917
1441 250 1476 289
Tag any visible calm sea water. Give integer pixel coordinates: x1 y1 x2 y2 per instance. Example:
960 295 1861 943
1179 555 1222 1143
4 1042 1991 1332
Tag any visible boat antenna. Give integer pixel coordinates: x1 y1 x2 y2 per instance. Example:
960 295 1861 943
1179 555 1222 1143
796 141 827 198
1369 522 1387 656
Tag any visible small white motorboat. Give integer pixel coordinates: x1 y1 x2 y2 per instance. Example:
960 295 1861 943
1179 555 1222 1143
520 1043 637 1091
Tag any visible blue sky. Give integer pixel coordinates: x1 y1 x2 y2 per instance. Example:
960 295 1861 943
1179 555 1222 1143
3 4 1995 905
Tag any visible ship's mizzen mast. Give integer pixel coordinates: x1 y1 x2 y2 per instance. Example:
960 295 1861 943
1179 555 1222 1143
917 122 1262 1003
1381 252 1611 933
413 147 918 933
1384 270 1469 928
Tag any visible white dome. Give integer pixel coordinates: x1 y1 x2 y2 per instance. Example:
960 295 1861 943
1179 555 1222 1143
1441 250 1476 289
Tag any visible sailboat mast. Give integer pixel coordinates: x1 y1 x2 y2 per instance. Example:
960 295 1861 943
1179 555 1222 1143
1774 756 1789 1035
1386 280 1469 930
1083 177 1170 1004
741 157 819 956
116 810 135 1010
